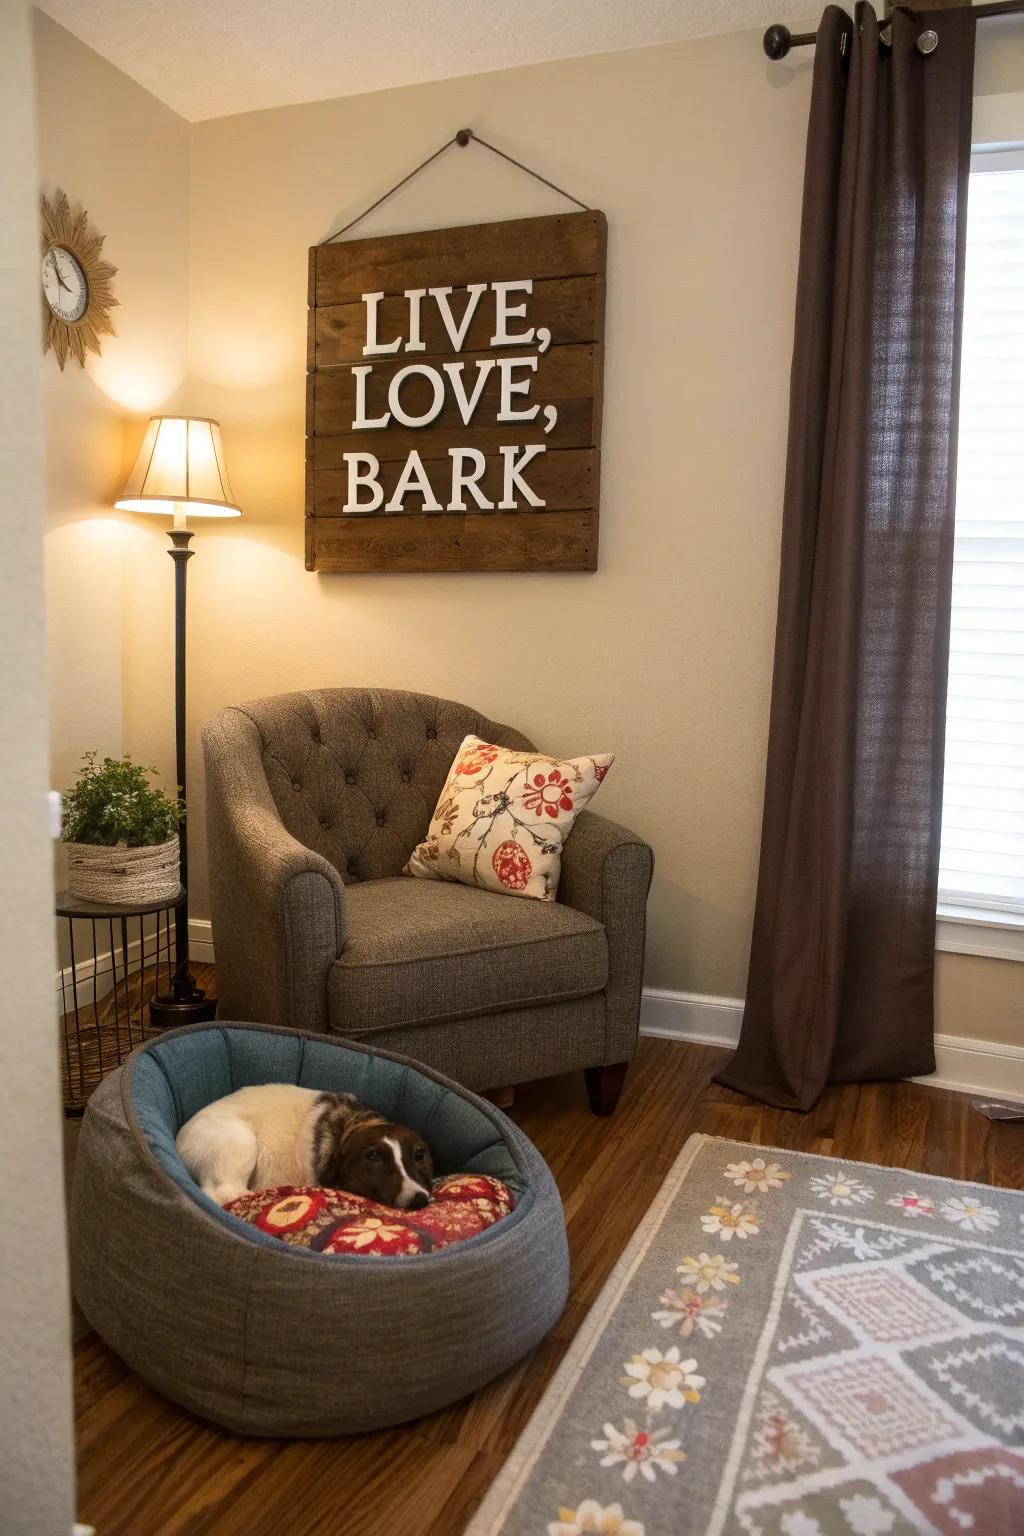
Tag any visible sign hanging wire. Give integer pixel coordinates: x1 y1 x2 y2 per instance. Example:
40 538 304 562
322 128 590 243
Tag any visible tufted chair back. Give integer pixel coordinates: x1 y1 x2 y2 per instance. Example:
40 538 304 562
235 687 535 884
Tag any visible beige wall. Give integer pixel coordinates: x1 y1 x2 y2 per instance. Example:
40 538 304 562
34 9 190 835
0 3 75 1528
155 27 811 1004
937 952 1022 1050
42 15 1021 1049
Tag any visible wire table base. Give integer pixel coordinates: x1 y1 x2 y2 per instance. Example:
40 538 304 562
56 888 184 1116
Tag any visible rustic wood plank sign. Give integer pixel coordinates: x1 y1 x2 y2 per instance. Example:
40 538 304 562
305 210 606 572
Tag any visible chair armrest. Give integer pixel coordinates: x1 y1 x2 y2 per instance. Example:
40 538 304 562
203 708 346 1032
559 810 654 1064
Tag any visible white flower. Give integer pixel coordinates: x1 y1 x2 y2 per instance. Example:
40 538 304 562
886 1192 935 1218
939 1195 999 1233
548 1500 644 1536
699 1313 724 1338
620 1346 704 1411
780 1513 822 1536
701 1201 760 1241
839 1493 896 1534
591 1419 685 1483
808 1171 875 1208
651 1286 727 1339
724 1157 790 1193
675 1252 741 1292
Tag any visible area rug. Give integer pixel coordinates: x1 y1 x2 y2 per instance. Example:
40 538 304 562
466 1134 1024 1536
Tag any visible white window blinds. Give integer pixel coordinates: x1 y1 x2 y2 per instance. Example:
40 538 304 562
939 156 1024 916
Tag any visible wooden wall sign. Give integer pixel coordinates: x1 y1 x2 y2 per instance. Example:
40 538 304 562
305 210 606 573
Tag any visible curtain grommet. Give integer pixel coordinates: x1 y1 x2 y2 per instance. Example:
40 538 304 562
917 29 939 55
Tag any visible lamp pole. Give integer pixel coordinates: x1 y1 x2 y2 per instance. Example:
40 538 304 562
116 416 239 1027
149 524 216 1028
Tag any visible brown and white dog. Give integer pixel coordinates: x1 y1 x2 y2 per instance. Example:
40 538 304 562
176 1085 434 1209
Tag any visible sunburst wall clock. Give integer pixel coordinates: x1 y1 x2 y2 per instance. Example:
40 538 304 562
41 189 118 370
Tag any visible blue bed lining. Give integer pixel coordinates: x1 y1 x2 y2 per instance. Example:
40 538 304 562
129 1027 524 1255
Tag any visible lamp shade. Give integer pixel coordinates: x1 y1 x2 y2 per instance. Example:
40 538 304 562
115 416 241 520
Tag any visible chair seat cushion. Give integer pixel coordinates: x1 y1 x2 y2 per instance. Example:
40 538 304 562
329 876 608 1033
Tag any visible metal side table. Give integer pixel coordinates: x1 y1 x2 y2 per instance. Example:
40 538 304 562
56 886 185 1116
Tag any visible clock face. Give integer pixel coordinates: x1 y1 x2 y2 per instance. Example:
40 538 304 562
42 245 89 323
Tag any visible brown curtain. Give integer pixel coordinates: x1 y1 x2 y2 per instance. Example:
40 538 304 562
717 3 976 1111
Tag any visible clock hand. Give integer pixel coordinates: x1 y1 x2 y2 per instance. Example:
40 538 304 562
49 251 71 291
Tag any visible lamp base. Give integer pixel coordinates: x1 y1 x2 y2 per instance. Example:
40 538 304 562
149 985 217 1031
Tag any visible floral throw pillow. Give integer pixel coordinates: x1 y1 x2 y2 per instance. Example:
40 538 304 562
405 735 614 901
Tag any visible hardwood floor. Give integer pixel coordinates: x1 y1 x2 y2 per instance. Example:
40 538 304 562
72 978 1022 1536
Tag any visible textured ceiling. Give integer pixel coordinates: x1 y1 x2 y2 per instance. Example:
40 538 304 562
36 1 791 122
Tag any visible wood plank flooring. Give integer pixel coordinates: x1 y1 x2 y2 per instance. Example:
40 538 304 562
60 934 179 1114
72 974 1022 1536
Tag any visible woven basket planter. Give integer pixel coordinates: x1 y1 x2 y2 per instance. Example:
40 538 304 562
66 838 180 906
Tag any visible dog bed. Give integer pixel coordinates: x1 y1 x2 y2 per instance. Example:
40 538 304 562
226 1173 514 1254
70 1021 569 1437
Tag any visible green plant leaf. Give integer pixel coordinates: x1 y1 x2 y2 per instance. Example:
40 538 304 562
61 751 183 847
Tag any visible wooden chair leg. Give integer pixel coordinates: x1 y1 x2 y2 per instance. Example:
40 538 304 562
584 1062 629 1116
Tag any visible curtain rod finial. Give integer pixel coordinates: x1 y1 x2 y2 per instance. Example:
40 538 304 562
763 23 793 59
455 128 473 147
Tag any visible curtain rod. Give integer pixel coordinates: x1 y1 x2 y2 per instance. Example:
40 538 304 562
764 0 1024 58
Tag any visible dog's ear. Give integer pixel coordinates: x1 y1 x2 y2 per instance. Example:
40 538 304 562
317 1129 378 1194
316 1139 347 1190
311 1095 355 1185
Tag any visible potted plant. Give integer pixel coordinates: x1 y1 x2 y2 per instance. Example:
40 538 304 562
62 752 183 905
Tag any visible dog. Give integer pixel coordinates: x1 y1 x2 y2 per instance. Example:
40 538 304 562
176 1085 434 1210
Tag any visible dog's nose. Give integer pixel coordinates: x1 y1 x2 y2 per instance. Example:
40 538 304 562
409 1190 429 1210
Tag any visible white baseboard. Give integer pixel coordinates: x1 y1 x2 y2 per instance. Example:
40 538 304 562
188 917 215 964
64 929 1017 1102
639 987 1024 1102
919 1035 1024 1100
640 987 743 1049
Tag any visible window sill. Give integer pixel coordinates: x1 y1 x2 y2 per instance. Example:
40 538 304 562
936 904 1024 963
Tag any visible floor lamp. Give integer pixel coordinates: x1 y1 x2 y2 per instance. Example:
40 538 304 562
116 416 241 1028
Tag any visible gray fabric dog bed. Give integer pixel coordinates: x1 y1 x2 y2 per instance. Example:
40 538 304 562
70 1021 569 1436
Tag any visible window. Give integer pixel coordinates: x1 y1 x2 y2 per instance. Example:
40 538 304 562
939 149 1024 924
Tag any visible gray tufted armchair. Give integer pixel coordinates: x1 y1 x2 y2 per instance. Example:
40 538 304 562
202 688 653 1113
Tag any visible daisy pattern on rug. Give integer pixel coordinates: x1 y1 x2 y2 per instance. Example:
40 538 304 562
675 1251 741 1292
651 1285 728 1339
808 1170 875 1208
724 1157 790 1193
547 1500 644 1536
473 1140 1023 1536
886 1191 936 1218
939 1194 1000 1233
621 1347 704 1410
701 1200 760 1241
590 1420 686 1483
